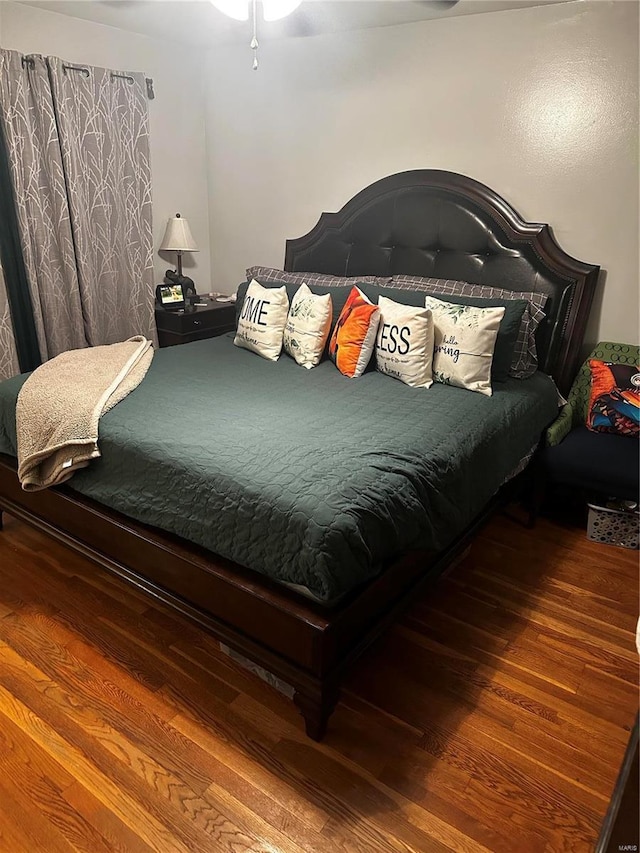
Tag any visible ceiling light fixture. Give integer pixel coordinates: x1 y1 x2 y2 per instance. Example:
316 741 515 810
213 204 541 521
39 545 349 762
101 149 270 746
211 0 302 68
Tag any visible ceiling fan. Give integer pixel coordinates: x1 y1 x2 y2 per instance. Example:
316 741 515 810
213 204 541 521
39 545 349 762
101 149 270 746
210 0 461 67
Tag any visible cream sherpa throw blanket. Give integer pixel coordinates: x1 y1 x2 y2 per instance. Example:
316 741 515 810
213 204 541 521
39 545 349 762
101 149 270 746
17 336 153 491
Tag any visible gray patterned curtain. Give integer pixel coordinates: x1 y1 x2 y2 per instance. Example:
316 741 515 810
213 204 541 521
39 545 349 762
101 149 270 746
0 264 20 381
0 51 87 362
48 58 157 346
0 50 156 379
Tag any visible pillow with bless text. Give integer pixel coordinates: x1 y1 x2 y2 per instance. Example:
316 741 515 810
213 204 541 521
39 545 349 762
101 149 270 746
375 296 434 388
425 295 505 396
283 283 333 369
328 286 380 378
234 279 289 361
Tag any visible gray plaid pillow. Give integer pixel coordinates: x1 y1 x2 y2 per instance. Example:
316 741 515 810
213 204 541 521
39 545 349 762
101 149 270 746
246 266 392 289
390 275 548 378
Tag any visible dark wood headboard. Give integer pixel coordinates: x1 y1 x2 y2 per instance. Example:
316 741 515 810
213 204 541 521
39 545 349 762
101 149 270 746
285 170 599 394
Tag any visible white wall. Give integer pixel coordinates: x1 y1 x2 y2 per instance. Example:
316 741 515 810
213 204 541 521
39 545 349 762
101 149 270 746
204 0 639 349
0 1 212 291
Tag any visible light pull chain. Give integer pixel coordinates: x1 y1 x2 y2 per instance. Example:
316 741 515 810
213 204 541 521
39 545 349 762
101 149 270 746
250 0 259 70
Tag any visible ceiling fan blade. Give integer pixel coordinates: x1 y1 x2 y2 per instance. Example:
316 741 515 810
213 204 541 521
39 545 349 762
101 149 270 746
414 0 460 8
274 0 462 39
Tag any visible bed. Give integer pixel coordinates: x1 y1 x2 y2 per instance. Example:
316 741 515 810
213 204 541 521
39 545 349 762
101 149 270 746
0 170 599 739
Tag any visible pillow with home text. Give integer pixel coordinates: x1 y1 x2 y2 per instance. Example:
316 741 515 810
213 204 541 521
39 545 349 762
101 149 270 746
425 296 505 396
283 283 333 369
375 296 434 388
234 279 289 361
328 286 380 378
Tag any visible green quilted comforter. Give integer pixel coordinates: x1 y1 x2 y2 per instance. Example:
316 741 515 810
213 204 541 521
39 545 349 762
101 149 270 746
0 335 559 602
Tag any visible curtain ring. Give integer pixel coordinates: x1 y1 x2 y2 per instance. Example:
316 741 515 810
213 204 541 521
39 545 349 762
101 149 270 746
110 72 135 85
63 63 90 78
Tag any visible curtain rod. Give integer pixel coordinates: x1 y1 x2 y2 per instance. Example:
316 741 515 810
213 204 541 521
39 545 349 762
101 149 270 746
20 56 155 99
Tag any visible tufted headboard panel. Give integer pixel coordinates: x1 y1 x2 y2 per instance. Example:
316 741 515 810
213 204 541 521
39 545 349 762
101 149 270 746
285 170 599 394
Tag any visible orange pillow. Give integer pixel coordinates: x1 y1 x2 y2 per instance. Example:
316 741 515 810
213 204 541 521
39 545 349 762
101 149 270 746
328 286 380 378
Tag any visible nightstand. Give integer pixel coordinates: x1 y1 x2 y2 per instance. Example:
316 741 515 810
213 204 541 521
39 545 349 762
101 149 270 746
155 299 236 347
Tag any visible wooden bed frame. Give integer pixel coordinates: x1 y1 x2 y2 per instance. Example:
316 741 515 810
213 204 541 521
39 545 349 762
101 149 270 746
0 171 600 740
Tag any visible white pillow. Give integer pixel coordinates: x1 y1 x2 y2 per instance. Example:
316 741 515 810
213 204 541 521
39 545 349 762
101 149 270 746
375 296 434 388
283 283 333 369
425 296 505 396
234 279 289 361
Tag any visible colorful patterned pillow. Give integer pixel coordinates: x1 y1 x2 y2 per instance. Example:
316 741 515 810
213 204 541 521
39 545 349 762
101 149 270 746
425 296 505 396
283 283 333 369
234 279 289 361
375 296 434 388
328 287 380 378
587 360 640 437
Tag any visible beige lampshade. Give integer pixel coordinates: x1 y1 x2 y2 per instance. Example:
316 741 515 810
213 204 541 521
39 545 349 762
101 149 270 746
159 214 198 252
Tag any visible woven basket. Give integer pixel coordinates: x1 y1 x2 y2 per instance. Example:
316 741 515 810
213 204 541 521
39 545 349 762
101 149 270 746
587 504 639 549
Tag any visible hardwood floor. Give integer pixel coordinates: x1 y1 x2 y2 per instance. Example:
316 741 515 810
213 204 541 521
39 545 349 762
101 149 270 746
0 508 637 853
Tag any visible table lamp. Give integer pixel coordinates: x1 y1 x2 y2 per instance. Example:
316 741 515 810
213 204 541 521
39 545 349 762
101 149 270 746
159 213 198 279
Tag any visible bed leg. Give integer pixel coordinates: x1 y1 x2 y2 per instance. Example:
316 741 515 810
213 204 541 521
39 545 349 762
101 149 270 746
293 682 340 742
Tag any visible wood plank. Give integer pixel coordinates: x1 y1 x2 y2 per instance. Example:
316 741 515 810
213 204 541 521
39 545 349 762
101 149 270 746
457 568 637 647
0 559 168 693
379 760 548 853
0 697 76 793
170 709 333 834
62 782 158 853
0 768 76 853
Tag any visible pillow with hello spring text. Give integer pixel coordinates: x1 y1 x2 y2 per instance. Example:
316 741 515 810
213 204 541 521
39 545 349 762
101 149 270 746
425 295 505 396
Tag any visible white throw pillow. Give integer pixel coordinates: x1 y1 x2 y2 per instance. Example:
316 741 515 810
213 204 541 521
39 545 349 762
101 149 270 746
234 279 289 361
375 296 434 388
283 283 333 369
425 296 505 396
